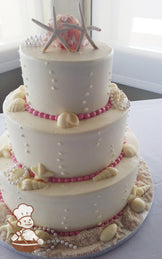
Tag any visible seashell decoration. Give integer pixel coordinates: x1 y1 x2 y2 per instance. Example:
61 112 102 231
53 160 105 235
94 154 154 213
57 112 79 128
7 98 25 112
12 85 26 99
130 198 145 213
93 167 118 182
35 230 51 241
31 163 54 182
136 185 150 197
19 178 46 191
122 144 137 158
100 223 117 242
0 145 11 158
10 168 29 183
0 215 20 238
128 185 137 203
110 84 130 111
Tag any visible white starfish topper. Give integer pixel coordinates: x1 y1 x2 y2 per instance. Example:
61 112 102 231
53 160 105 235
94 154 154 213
32 3 101 52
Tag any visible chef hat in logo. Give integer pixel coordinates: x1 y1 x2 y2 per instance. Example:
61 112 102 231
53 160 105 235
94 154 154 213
13 203 33 220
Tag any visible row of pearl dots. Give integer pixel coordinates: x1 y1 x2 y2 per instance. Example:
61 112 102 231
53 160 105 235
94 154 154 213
96 131 102 148
19 125 30 154
93 193 103 226
56 141 66 177
46 64 58 92
2 164 28 185
110 144 116 161
81 71 94 113
33 226 77 253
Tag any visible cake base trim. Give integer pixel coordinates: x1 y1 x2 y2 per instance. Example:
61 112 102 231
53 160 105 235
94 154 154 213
0 160 153 258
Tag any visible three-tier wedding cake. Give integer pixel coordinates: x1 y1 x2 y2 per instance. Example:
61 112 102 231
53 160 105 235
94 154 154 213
0 4 153 258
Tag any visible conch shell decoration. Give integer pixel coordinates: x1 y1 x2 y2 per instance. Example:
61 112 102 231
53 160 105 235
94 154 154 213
7 85 26 112
128 184 150 213
122 144 137 158
93 167 118 182
57 111 79 128
109 83 130 111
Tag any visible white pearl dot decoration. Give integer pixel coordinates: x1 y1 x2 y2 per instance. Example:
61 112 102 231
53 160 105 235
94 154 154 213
84 107 89 112
89 84 94 89
89 71 94 77
84 92 90 97
82 100 87 105
57 142 62 146
45 61 48 66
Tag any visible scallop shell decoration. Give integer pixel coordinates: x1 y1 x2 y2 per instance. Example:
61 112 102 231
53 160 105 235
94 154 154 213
110 84 130 111
128 185 137 203
93 167 118 182
19 178 46 191
0 145 11 158
122 144 137 158
7 98 25 112
100 223 117 242
57 112 79 128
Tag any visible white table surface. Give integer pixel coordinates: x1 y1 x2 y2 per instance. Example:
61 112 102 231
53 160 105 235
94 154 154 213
0 98 162 259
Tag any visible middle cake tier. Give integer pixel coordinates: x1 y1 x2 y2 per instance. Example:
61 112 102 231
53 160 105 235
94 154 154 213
3 89 128 178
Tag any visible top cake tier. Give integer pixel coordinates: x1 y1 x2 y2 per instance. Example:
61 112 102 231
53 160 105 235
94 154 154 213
20 42 113 115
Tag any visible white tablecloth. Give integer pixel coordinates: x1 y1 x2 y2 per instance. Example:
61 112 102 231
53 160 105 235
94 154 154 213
0 98 162 259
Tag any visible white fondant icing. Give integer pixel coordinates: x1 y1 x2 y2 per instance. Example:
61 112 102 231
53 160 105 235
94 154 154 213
19 42 113 114
3 89 128 177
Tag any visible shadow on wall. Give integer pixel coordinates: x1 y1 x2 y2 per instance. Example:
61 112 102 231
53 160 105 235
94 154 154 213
0 68 23 113
0 68 162 113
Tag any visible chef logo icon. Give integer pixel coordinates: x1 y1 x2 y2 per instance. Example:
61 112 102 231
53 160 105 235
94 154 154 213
9 203 44 253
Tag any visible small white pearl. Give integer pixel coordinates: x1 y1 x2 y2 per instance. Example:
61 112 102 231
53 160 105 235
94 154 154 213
60 240 64 244
73 245 77 249
47 239 51 244
65 242 69 246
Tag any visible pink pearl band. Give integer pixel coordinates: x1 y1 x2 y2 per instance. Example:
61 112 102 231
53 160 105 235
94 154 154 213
10 150 125 183
25 99 112 121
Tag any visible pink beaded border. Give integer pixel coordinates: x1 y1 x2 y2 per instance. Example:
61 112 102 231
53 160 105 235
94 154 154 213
25 99 112 121
10 150 125 183
0 189 123 237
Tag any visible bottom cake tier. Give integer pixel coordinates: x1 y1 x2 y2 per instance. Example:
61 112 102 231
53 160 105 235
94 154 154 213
0 128 139 232
0 160 153 258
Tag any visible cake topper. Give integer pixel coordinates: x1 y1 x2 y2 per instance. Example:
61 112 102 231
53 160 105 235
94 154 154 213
32 3 101 52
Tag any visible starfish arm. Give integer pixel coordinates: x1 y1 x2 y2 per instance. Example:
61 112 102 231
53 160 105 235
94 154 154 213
79 3 86 29
53 6 57 28
77 31 85 51
57 34 70 51
42 32 57 52
32 18 53 33
85 32 98 50
87 25 101 32
61 23 83 31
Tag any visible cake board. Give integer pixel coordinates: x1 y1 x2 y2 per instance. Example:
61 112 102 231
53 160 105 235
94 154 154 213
0 160 153 259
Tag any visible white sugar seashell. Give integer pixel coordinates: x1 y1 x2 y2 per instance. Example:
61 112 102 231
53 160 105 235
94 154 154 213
122 144 137 158
93 167 118 182
10 168 29 183
19 178 46 191
0 145 11 158
57 112 79 128
130 198 145 213
128 185 137 203
136 185 150 197
35 230 51 241
100 223 117 242
7 98 25 112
